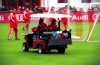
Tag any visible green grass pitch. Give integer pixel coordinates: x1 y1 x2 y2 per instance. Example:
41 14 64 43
0 23 100 65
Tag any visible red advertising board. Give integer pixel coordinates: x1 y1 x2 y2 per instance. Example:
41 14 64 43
0 12 99 23
0 12 9 22
0 12 25 23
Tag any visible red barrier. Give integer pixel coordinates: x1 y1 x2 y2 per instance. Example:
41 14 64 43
70 12 88 22
0 12 100 23
0 12 9 22
70 12 97 22
0 12 25 23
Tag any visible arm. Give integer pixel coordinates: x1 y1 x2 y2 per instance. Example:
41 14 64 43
23 11 27 18
10 13 15 22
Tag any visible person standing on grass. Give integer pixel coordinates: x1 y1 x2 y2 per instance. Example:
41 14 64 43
22 8 30 31
8 8 20 40
61 5 68 30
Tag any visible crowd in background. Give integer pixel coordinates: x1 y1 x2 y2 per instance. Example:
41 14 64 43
0 5 48 13
0 5 100 13
0 5 99 40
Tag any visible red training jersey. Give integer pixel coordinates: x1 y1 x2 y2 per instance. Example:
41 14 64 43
23 10 30 23
9 12 18 28
61 8 68 23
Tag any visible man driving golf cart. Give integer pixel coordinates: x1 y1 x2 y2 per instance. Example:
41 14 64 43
32 18 58 33
22 13 72 54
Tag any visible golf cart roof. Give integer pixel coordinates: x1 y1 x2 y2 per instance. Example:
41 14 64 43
30 13 71 18
28 13 71 34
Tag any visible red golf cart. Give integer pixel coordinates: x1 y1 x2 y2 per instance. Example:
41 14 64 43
22 13 72 54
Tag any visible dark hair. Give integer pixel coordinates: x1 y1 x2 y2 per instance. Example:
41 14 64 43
39 18 44 24
52 19 56 24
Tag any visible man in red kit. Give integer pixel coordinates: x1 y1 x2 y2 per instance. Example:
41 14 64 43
8 9 19 40
38 18 48 33
31 18 47 34
61 5 68 30
22 8 30 31
48 19 58 31
38 18 48 30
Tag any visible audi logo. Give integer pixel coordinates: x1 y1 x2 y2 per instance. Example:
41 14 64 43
16 14 24 21
92 13 100 20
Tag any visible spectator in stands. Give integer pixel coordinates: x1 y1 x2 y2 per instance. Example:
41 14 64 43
91 6 94 10
49 6 56 14
95 5 100 10
72 6 77 12
42 7 48 13
33 5 38 13
94 7 100 13
88 7 94 12
65 5 72 12
29 8 33 13
69 5 73 11
79 8 84 12
49 6 56 25
1 6 7 11
37 7 43 13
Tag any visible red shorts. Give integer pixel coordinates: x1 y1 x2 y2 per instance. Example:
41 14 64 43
10 22 18 28
61 18 68 25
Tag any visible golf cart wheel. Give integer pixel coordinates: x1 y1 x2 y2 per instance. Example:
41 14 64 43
58 48 65 53
22 42 29 52
38 45 46 54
